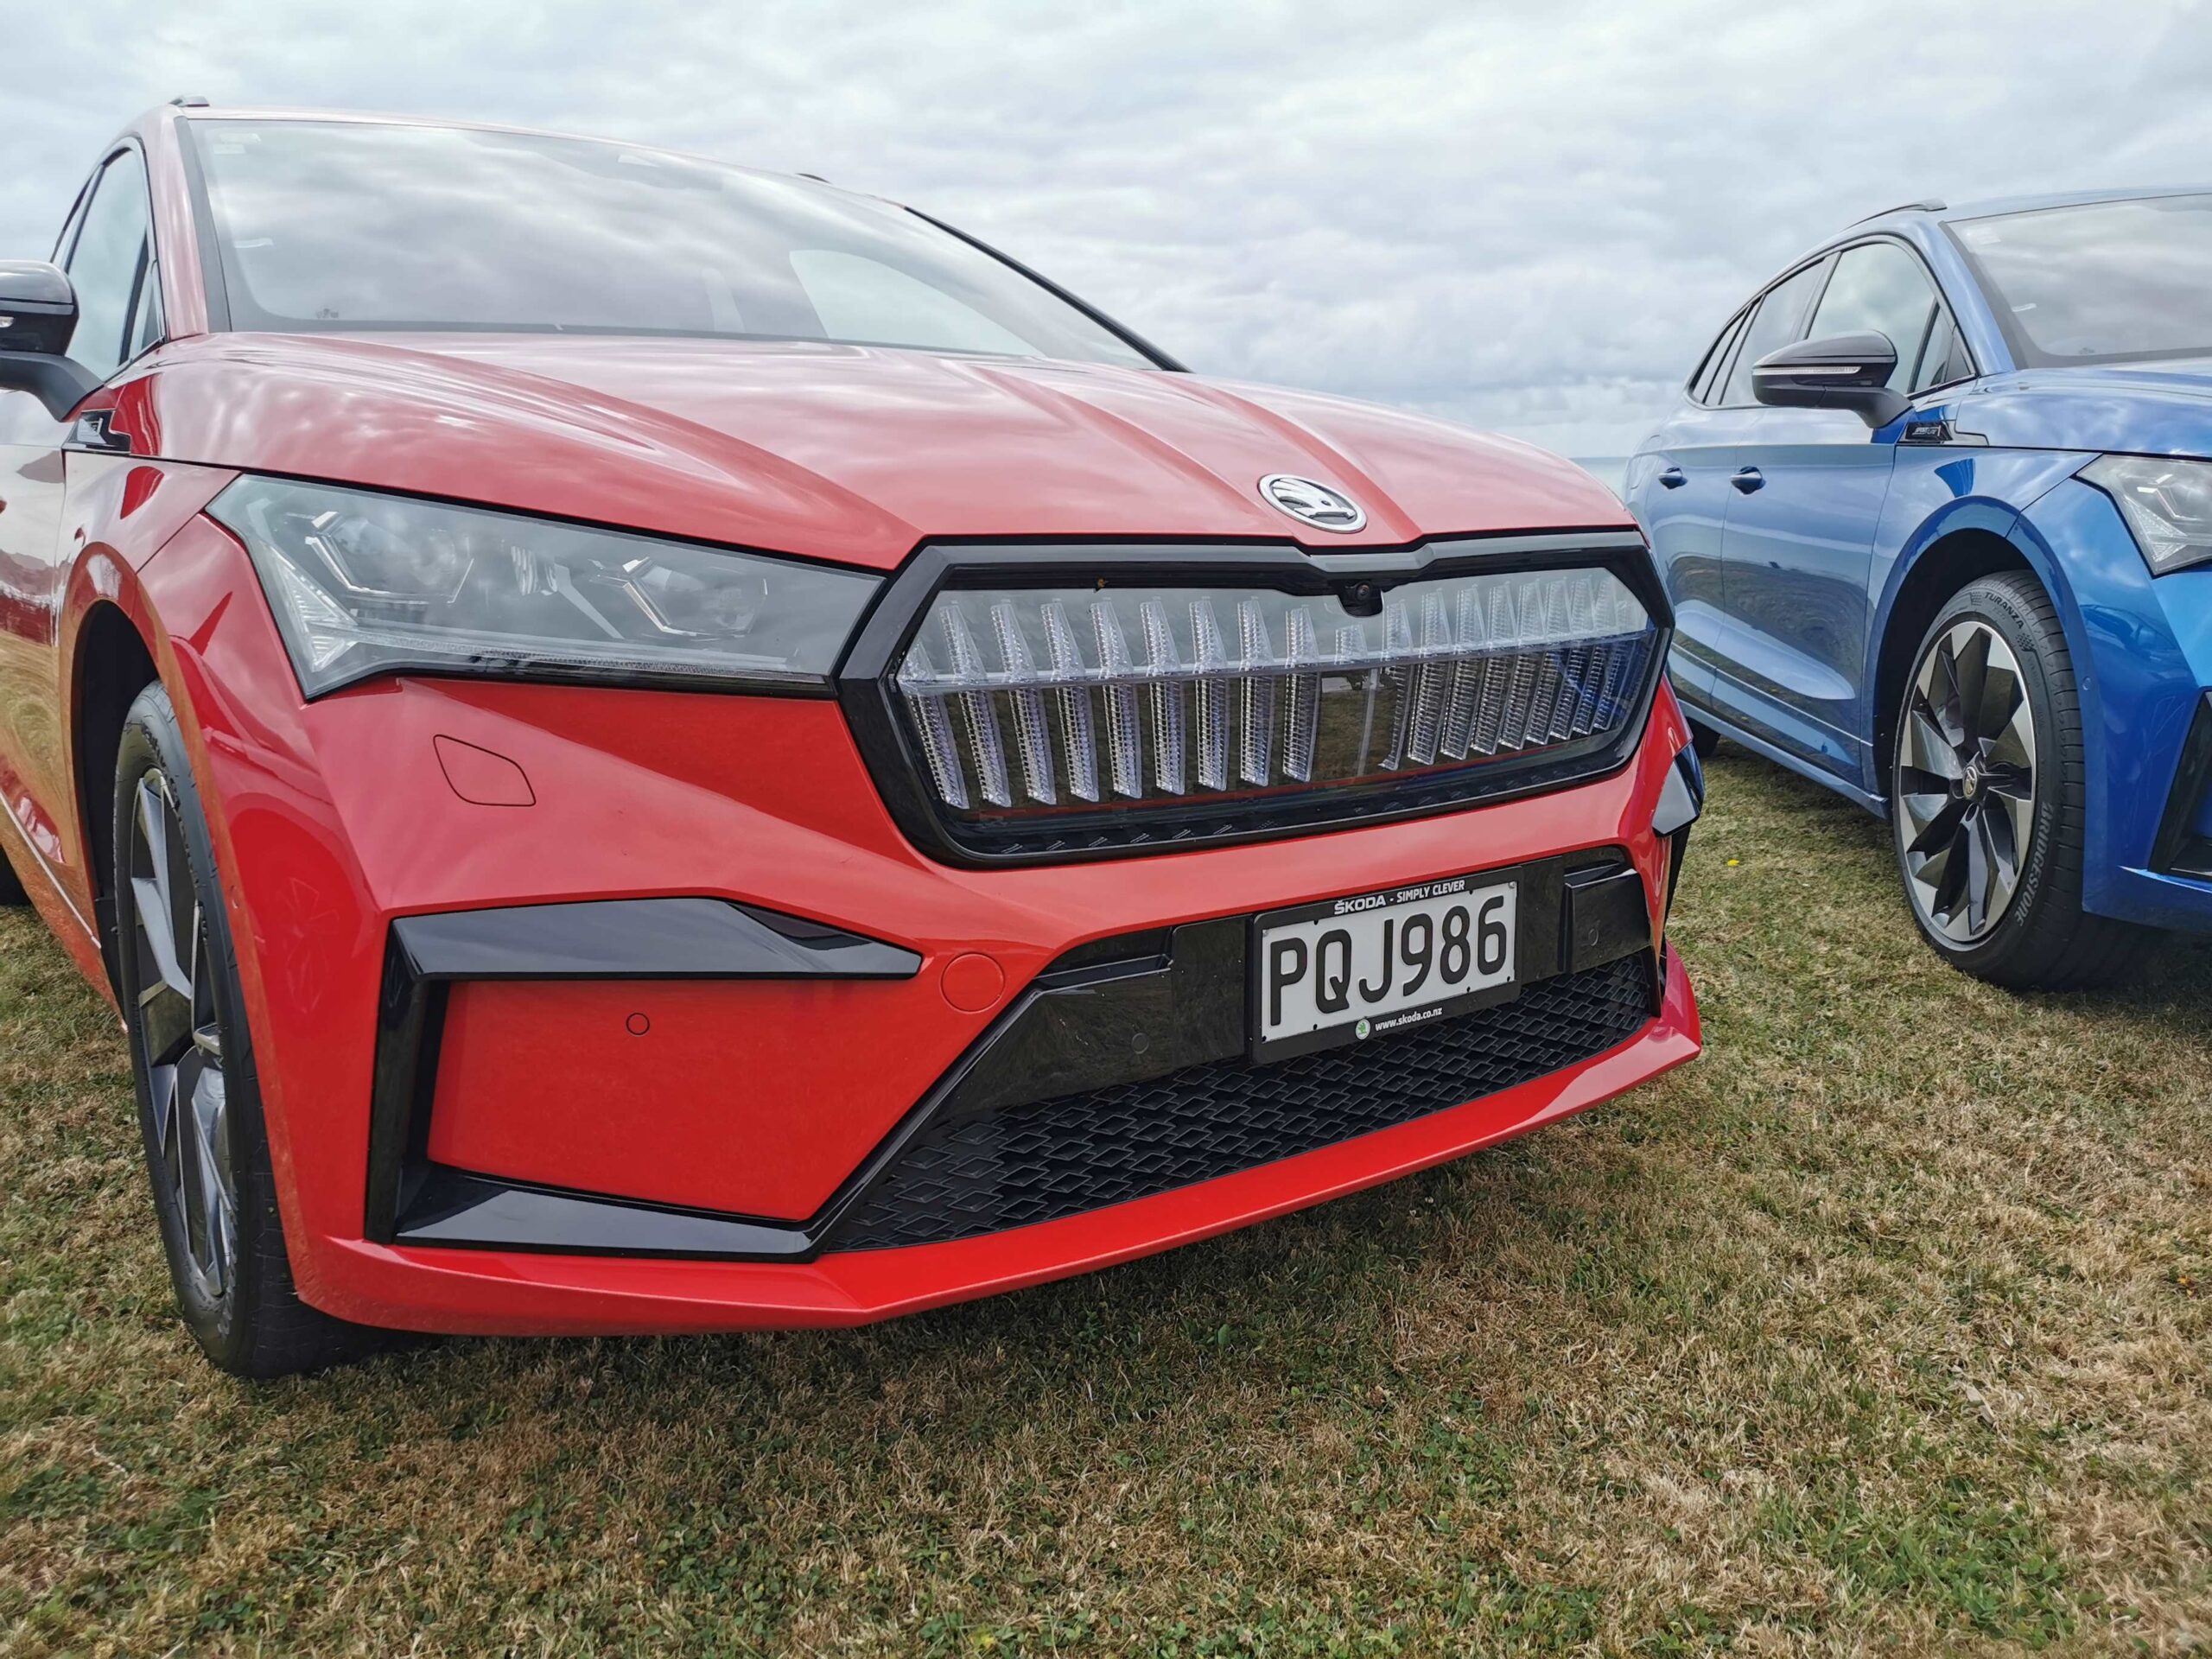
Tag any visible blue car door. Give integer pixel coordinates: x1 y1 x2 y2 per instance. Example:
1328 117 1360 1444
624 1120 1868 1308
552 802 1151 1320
1648 257 1829 739
1709 240 1944 781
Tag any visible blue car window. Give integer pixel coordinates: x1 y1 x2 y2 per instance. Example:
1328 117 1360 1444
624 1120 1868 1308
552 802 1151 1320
1807 242 1936 391
1688 308 1748 404
1719 260 1828 406
1949 193 2212 367
1911 308 1974 393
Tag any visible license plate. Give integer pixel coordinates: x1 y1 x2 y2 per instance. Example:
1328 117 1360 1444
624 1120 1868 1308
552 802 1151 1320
1252 874 1517 1061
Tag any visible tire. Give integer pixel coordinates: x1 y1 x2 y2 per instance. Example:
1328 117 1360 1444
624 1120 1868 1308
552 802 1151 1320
1888 572 2147 989
1687 719 1723 760
113 682 388 1376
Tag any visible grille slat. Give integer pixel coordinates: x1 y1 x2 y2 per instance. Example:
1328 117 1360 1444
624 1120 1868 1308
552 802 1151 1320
831 953 1654 1253
895 569 1656 825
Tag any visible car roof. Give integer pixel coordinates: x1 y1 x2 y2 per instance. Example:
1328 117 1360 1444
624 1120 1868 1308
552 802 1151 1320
1852 183 2212 229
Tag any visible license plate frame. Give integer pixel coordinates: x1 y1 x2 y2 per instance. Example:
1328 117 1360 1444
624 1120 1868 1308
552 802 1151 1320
1249 871 1521 1063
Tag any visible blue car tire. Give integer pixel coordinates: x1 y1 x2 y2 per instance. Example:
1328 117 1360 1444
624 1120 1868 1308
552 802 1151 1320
1890 573 2145 988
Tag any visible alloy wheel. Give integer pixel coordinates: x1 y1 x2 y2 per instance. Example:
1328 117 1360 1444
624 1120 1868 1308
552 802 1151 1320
1896 620 2037 943
128 769 236 1304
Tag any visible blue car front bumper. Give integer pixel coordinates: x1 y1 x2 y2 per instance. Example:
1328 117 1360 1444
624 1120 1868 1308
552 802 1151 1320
2019 478 2212 932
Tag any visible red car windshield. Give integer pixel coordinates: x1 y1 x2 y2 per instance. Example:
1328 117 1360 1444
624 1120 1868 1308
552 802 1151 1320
184 117 1158 367
1948 192 2212 368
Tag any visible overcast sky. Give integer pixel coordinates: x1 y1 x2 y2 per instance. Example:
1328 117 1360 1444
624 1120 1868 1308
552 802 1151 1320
10 2 2211 457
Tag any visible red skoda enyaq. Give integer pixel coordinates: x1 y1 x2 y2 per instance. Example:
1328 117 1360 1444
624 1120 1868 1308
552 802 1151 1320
0 106 1703 1375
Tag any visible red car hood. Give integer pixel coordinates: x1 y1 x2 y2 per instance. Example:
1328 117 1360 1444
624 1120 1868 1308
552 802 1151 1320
123 333 1629 570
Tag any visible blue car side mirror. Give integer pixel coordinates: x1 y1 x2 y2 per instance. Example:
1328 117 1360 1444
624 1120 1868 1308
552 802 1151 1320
1751 331 1911 430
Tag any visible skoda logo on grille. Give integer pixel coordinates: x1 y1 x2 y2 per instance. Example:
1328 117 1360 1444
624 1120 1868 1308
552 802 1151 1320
1258 474 1366 533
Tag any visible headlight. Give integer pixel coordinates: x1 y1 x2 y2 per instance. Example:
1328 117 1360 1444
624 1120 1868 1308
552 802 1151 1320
209 478 880 696
2082 454 2212 576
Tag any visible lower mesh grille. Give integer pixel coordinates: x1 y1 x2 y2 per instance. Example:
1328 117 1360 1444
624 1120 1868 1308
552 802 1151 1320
831 951 1655 1252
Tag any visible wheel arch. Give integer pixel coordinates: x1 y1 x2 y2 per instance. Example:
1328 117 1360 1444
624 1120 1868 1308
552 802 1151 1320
68 598 162 995
1869 514 2066 790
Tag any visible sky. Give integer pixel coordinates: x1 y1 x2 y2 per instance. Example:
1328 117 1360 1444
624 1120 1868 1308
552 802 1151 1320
9 1 2212 459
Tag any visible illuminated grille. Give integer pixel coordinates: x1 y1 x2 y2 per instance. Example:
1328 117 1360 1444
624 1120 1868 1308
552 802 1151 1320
894 568 1655 817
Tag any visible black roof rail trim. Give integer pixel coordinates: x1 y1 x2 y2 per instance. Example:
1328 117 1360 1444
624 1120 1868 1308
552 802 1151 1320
1852 198 1947 224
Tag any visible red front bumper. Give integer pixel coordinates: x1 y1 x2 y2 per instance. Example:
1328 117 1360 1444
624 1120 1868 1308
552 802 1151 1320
337 953 1695 1335
143 514 1702 1337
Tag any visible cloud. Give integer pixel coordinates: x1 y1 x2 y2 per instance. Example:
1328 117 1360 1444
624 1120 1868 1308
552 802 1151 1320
7 0 2210 456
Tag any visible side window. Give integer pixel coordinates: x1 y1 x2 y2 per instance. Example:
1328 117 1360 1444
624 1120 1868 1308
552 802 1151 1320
1806 242 1937 391
1719 259 1829 406
1912 308 1975 392
128 258 166 359
62 151 156 381
50 181 94 267
1689 309 1748 404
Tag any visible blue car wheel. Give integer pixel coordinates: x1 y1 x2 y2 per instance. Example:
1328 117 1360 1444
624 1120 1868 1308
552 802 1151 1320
1891 573 2145 988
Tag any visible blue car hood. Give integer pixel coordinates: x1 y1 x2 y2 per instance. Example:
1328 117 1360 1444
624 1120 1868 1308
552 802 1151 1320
1954 356 2212 459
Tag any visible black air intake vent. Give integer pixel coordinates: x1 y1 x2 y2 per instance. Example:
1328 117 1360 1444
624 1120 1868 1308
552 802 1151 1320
830 950 1655 1251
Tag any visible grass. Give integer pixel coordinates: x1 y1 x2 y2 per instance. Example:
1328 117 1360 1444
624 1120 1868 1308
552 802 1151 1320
3 749 2209 1655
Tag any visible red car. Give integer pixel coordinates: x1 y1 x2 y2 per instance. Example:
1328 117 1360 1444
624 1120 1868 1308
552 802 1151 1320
0 105 1704 1376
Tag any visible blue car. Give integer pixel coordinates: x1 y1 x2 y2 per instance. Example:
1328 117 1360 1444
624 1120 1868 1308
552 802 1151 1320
1629 187 2212 987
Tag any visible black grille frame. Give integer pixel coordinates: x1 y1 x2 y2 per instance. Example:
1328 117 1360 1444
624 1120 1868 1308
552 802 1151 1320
828 950 1656 1253
836 530 1673 867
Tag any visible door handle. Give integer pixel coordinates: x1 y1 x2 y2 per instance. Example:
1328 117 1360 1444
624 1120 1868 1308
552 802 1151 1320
1656 465 1687 489
1731 467 1764 493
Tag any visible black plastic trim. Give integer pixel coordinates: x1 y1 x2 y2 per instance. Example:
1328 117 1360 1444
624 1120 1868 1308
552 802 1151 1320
397 1167 816 1259
1852 198 1947 224
382 850 1652 1261
1652 742 1704 837
1656 742 1706 920
947 917 1247 1118
392 897 921 982
362 898 921 1245
0 351 104 422
175 116 234 331
834 944 1661 1253
2152 691 2212 880
835 529 1671 868
1561 862 1650 974
901 206 1186 373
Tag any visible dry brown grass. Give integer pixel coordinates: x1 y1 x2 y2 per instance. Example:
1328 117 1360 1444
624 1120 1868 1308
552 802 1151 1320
3 750 2209 1655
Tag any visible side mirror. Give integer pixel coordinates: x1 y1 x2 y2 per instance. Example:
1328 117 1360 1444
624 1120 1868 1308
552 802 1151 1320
1751 331 1911 430
0 261 103 420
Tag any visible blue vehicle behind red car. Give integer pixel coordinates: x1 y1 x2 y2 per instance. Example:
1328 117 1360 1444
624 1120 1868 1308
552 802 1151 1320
1630 187 2212 986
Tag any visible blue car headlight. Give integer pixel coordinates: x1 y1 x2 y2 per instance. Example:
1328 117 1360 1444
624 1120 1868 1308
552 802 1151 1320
2082 454 2212 576
210 476 881 697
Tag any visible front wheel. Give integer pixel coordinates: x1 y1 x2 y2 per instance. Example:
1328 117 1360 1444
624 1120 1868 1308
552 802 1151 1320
114 682 389 1376
1890 572 2145 988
